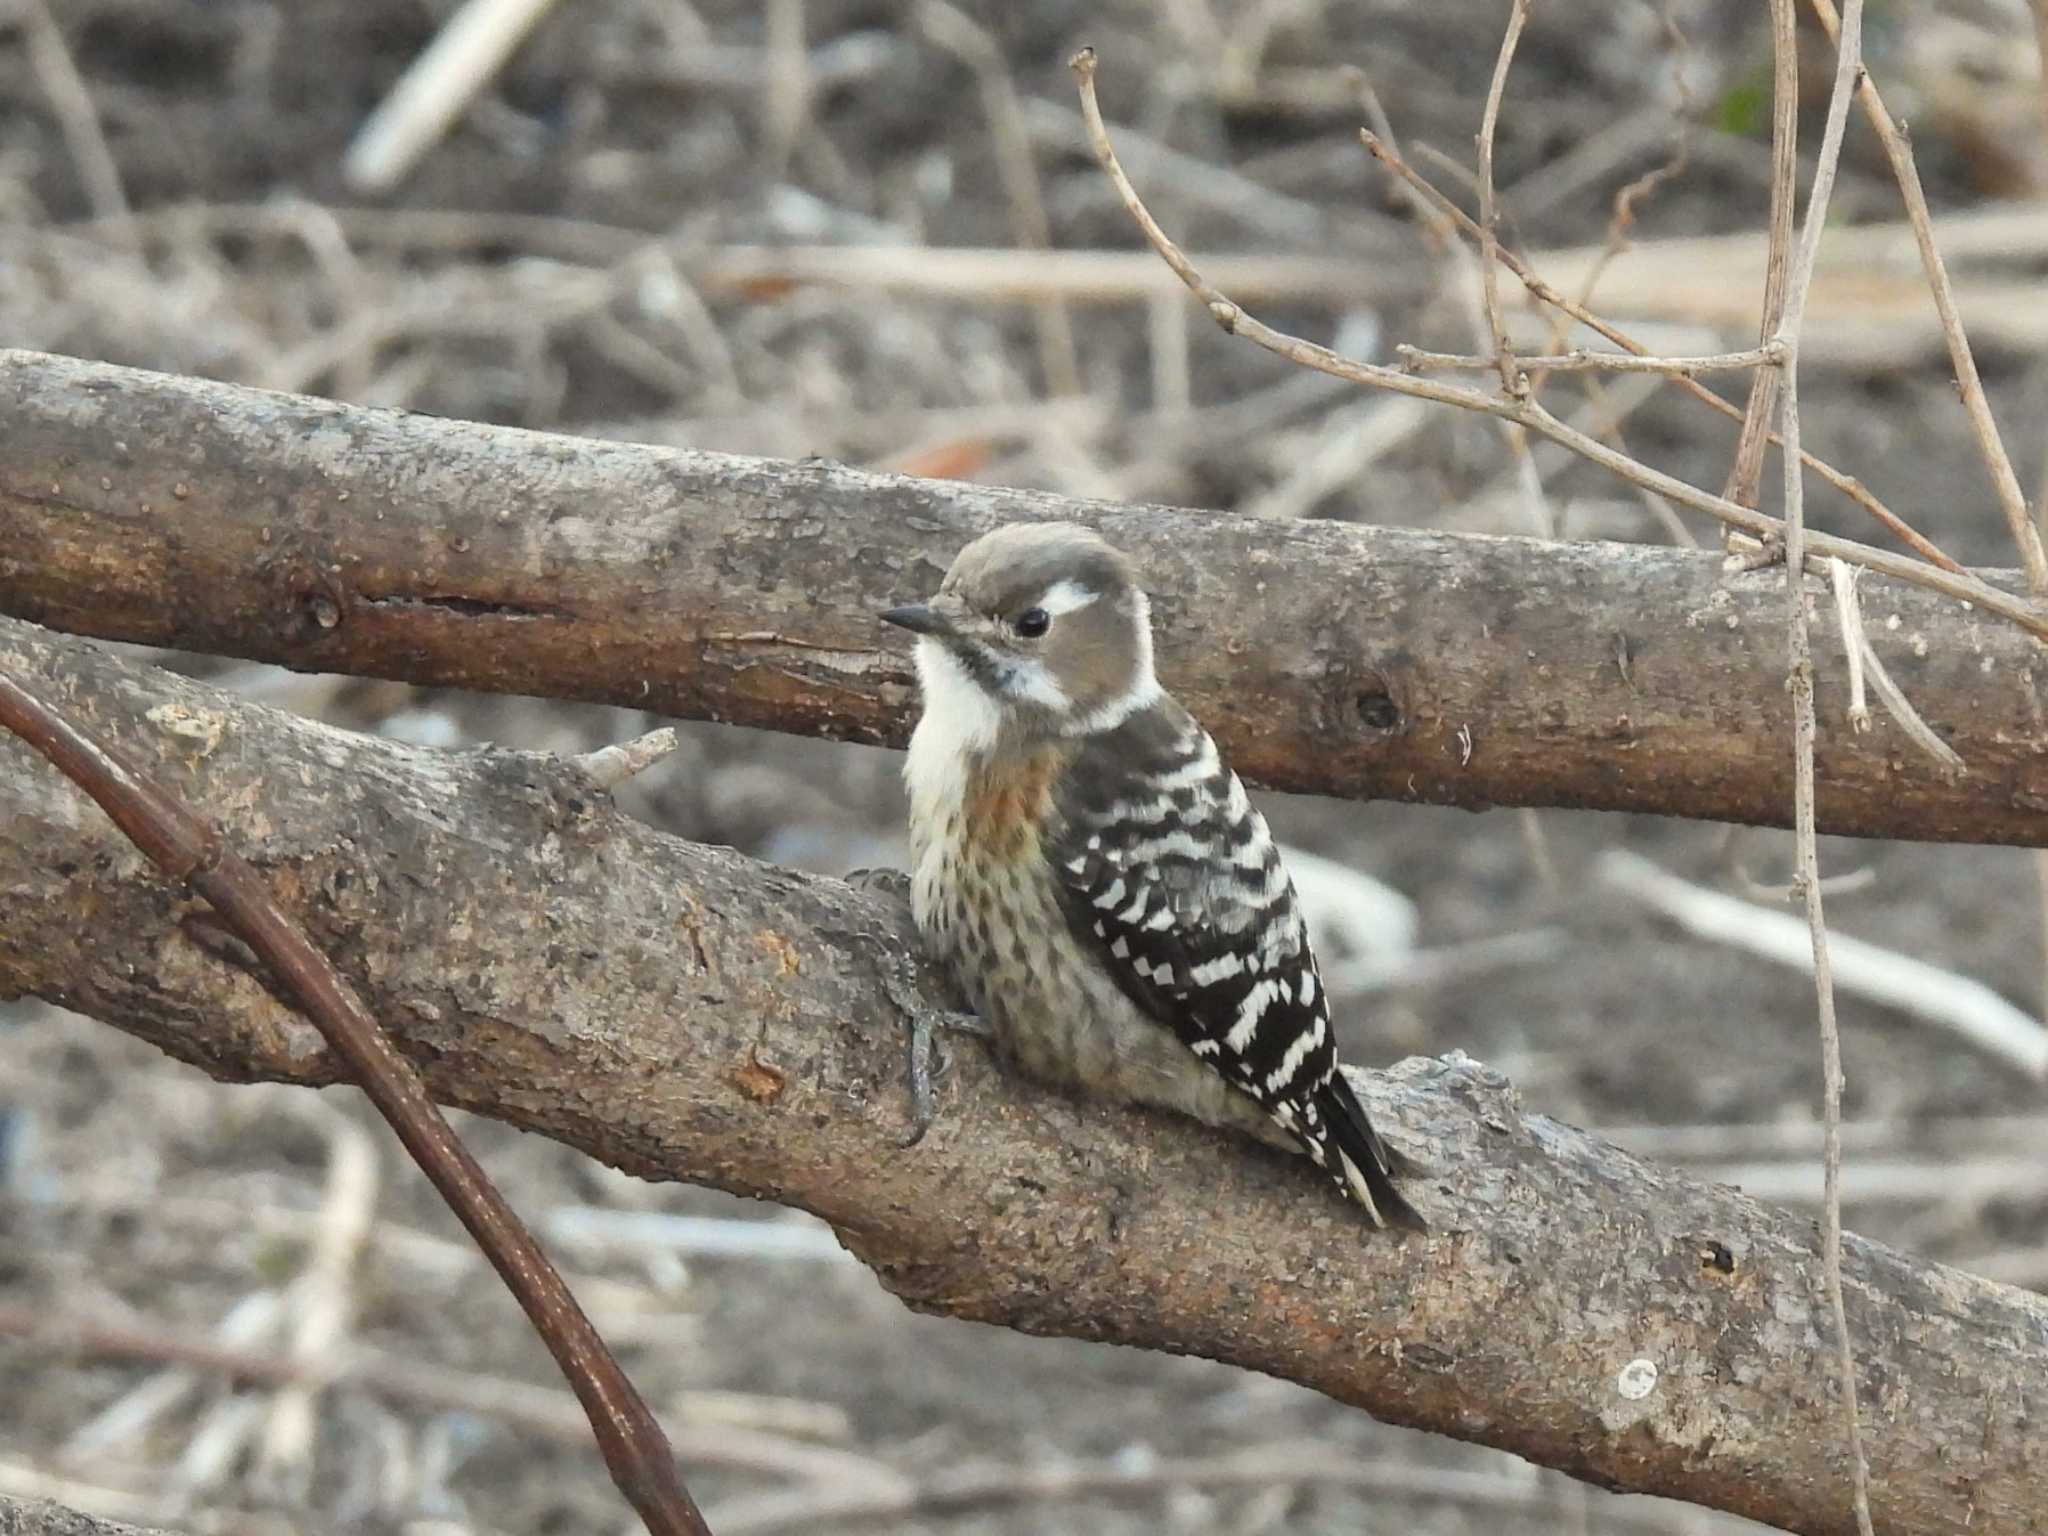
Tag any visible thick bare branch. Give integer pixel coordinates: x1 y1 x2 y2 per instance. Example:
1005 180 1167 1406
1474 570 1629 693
4 351 2048 846
1 618 2044 1536
0 1497 175 1536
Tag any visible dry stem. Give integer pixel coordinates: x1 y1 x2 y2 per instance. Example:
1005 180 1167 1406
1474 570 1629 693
915 1 1082 397
341 0 565 194
1352 70 1548 534
1354 130 1966 574
1397 343 1781 377
1723 0 1799 511
1474 0 1531 400
1806 0 2048 594
1071 54 2023 627
1772 0 1879 1526
16 0 132 234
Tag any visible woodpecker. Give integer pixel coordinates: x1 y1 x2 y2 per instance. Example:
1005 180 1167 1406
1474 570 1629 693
881 522 1424 1230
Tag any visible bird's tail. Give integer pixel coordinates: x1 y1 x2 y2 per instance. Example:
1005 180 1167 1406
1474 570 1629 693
1314 1073 1427 1232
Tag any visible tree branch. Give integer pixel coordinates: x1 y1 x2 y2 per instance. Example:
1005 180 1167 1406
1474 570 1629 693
1 617 2043 1536
0 1497 176 1536
3 350 2047 847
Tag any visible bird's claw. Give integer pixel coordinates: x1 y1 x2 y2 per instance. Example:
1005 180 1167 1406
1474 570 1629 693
850 867 990 1145
888 975 990 1146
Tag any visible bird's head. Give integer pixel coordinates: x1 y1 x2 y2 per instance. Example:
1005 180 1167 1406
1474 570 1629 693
882 522 1161 743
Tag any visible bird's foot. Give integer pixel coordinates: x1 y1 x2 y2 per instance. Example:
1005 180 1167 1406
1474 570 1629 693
886 974 992 1147
846 867 991 1144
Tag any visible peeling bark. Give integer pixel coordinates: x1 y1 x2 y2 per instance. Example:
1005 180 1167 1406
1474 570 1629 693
3 350 2046 846
1 618 2042 1536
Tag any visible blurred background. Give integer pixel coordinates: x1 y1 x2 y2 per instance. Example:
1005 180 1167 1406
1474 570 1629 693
3 1 2047 1531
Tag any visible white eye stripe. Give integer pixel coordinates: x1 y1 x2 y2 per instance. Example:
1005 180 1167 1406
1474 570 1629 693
1036 579 1101 616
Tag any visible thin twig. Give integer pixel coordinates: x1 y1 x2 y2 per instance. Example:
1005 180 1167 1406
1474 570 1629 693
341 0 565 194
1723 0 1799 511
1356 129 1968 575
1474 0 1530 400
1772 0 1879 1525
17 0 132 235
1806 0 2048 593
2031 0 2048 1069
758 0 808 181
1072 51 2035 634
916 1 1081 397
1355 70 1549 534
1856 629 1966 775
60 1290 290 1461
1829 559 1873 732
1533 41 1697 550
708 1444 1696 1535
0 671 712 1536
1548 14 1695 359
0 1304 892 1492
1397 343 1781 376
255 1107 379 1498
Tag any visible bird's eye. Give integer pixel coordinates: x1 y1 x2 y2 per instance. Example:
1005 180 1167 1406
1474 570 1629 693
1014 608 1052 638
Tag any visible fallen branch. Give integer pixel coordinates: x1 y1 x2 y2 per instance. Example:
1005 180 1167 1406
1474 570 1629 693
5 351 2048 847
1 618 2043 1536
0 1305 901 1500
58 202 2048 358
1597 850 2048 1078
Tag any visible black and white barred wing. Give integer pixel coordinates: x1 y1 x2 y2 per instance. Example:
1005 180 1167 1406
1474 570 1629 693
1046 704 1422 1229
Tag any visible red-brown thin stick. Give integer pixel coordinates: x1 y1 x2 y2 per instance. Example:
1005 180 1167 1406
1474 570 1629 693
0 669 712 1536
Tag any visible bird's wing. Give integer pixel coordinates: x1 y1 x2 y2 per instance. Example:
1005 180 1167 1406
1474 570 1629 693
1045 703 1422 1228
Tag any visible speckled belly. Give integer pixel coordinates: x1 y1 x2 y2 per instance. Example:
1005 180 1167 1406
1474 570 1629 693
910 810 1281 1145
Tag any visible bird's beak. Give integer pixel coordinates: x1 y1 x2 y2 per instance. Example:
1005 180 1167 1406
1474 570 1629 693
880 602 951 637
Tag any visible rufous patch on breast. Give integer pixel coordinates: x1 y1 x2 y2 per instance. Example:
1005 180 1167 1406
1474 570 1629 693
964 745 1068 861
